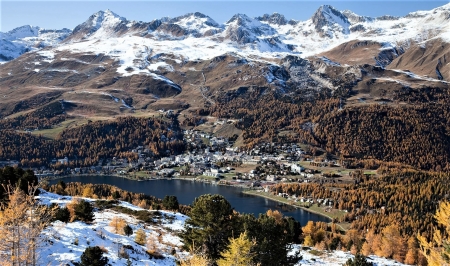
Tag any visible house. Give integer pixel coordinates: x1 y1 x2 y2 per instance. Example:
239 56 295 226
266 175 277 182
203 169 220 178
290 163 304 174
58 157 68 165
160 169 175 176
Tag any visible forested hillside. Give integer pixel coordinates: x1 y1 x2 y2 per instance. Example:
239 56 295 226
0 116 185 167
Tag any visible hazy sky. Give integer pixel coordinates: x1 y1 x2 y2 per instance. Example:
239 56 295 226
1 1 448 32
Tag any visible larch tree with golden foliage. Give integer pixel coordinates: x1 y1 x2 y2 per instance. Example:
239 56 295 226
0 185 55 266
109 217 126 235
418 201 450 266
217 232 255 266
135 228 147 246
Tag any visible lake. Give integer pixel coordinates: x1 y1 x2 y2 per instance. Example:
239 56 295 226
50 176 330 225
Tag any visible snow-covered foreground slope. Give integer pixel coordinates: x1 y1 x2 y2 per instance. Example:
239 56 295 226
36 190 408 266
291 246 408 266
36 191 189 265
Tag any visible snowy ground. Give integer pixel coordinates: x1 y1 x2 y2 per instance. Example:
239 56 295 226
35 190 407 265
36 190 189 265
291 245 408 266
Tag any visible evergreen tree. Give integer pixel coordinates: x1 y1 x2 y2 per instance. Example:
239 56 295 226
124 224 133 237
344 253 373 266
55 180 66 195
74 199 94 223
181 194 235 261
79 246 108 266
240 213 301 265
162 195 179 211
54 206 70 223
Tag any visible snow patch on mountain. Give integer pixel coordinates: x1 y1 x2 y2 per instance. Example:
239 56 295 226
170 12 222 36
0 26 70 61
37 50 55 63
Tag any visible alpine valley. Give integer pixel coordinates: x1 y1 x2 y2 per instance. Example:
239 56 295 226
2 3 450 266
1 3 450 170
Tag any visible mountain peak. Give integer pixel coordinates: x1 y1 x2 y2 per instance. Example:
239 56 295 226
342 10 373 24
0 25 40 40
171 12 220 28
257 13 288 25
226 13 255 26
69 9 127 40
311 5 350 37
89 9 126 28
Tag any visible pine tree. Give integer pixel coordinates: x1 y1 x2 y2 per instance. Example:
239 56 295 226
53 206 70 223
72 199 94 223
135 228 146 245
79 246 108 266
124 224 133 237
217 232 255 266
162 195 179 211
344 253 374 266
180 194 235 261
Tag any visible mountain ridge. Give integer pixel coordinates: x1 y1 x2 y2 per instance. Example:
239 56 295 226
2 3 450 62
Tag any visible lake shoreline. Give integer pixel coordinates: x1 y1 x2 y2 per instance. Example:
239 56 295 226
47 174 335 225
242 190 349 231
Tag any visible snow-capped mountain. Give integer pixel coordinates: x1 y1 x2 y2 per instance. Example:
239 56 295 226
310 5 351 37
0 3 449 119
67 9 128 42
0 25 70 61
3 3 450 62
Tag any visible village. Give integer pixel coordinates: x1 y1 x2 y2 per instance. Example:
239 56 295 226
21 129 370 189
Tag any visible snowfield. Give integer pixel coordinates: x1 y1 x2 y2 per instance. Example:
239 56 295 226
291 246 408 266
35 190 407 265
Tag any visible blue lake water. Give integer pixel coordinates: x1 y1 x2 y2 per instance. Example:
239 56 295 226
50 176 330 225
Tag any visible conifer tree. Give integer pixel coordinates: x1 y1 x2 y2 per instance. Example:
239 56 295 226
217 232 255 266
73 199 94 223
344 254 373 266
0 185 55 265
404 236 418 265
109 217 126 234
418 201 450 266
79 246 108 266
135 228 147 245
162 195 179 211
124 224 133 237
181 194 235 261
